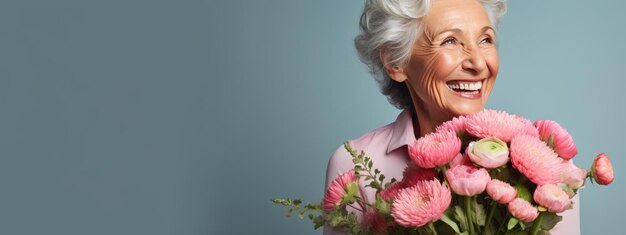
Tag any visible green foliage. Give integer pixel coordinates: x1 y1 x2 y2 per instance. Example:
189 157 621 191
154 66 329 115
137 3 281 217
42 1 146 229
540 212 562 231
344 142 390 193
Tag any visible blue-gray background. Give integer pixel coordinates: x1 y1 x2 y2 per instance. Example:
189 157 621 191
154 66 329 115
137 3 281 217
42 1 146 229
0 0 623 234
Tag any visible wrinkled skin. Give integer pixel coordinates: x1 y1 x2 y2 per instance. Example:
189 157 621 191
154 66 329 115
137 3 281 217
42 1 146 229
384 0 499 137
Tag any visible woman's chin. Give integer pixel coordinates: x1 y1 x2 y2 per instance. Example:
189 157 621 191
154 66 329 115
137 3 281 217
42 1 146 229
445 102 485 117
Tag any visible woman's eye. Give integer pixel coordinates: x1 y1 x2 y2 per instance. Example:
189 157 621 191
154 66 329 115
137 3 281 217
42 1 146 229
480 36 494 44
441 37 457 46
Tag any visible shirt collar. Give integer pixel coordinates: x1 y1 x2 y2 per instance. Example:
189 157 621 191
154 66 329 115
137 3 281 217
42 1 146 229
386 108 418 154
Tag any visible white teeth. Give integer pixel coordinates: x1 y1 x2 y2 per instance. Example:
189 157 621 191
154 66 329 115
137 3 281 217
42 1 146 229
447 81 482 91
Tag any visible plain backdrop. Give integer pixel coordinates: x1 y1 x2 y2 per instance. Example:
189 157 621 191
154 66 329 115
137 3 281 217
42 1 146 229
0 0 624 234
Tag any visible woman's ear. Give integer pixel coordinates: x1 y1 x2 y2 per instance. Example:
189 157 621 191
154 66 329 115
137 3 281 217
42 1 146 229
379 48 408 83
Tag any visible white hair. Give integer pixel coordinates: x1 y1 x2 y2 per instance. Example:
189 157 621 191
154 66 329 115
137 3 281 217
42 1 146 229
354 0 507 109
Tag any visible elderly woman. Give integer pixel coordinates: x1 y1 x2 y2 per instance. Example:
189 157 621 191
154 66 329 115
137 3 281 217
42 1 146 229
324 0 580 234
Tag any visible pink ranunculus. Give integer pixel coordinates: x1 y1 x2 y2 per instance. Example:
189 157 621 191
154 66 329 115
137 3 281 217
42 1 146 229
510 135 563 185
466 137 509 168
508 198 539 222
449 153 471 168
534 120 578 160
436 115 467 135
445 165 491 196
401 164 437 187
560 159 587 189
533 184 571 213
464 109 538 142
592 153 614 185
486 179 517 204
323 170 358 211
391 180 452 227
408 131 461 168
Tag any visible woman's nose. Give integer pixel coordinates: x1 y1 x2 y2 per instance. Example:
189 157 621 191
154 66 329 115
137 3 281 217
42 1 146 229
461 45 487 75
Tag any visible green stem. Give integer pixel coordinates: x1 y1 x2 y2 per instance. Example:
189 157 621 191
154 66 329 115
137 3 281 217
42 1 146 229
531 212 544 235
496 213 511 235
483 201 497 235
428 221 439 235
465 196 475 235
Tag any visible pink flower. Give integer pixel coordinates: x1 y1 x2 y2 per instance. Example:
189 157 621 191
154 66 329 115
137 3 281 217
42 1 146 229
323 170 358 211
408 131 461 168
533 184 571 213
449 153 471 168
507 198 539 222
436 115 467 134
466 137 509 168
445 165 491 196
486 179 517 204
391 180 452 227
510 135 563 185
534 120 578 160
378 181 404 201
514 115 541 138
464 109 538 142
560 160 587 189
365 208 395 234
592 153 614 185
401 164 437 186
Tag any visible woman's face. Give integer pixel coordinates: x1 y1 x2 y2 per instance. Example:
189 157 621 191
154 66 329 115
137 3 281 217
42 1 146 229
390 0 499 118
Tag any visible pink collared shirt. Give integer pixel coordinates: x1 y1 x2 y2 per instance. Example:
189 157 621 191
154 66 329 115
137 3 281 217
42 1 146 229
324 108 580 235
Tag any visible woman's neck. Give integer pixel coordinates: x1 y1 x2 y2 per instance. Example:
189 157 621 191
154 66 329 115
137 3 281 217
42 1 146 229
409 103 454 139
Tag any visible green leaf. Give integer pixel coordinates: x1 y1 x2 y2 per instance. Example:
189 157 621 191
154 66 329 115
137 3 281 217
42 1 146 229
472 198 486 226
513 184 533 202
368 160 373 169
507 217 519 230
441 214 461 233
537 230 551 235
540 213 562 230
453 205 468 232
375 196 391 215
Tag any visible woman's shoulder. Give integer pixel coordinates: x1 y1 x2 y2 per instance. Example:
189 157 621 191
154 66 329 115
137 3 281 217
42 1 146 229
325 122 396 185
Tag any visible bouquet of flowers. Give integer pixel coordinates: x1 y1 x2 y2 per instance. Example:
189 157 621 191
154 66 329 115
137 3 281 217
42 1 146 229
273 109 614 235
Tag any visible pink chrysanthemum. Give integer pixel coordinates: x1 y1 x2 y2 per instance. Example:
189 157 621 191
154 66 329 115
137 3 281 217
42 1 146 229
379 181 404 201
486 179 517 204
436 115 467 135
365 208 395 234
514 115 541 138
408 131 461 168
510 135 563 185
534 120 578 160
445 165 491 196
465 109 538 142
533 184 571 213
323 170 357 211
401 164 437 186
508 198 539 222
391 180 452 227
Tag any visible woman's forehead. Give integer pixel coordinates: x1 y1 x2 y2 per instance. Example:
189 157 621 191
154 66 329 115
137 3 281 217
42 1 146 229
423 0 492 35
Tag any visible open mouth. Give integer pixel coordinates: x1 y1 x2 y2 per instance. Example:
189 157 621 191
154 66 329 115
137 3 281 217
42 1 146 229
446 80 483 97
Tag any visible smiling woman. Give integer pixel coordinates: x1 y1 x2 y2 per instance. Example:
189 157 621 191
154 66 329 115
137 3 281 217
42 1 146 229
324 0 580 234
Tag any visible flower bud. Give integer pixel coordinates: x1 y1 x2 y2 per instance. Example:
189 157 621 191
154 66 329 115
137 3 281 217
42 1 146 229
592 153 614 185
466 137 509 168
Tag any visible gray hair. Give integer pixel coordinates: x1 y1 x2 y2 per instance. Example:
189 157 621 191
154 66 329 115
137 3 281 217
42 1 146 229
354 0 507 109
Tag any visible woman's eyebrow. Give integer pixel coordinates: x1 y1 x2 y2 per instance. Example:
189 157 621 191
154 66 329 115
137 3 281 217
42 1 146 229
435 28 462 38
435 26 495 38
